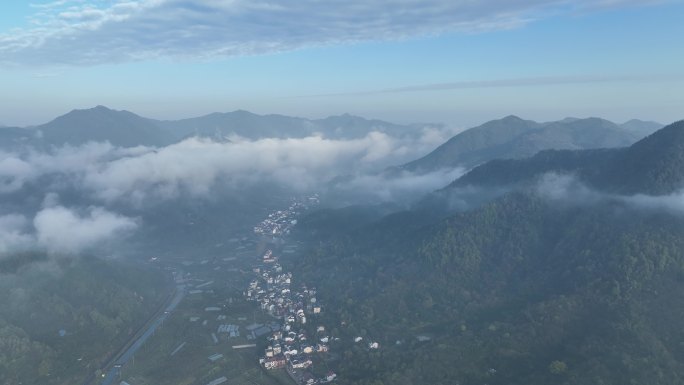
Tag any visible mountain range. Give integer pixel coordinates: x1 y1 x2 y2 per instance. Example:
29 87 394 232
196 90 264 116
400 115 662 172
1 107 662 176
1 106 681 385
0 106 436 149
292 120 684 385
450 119 684 196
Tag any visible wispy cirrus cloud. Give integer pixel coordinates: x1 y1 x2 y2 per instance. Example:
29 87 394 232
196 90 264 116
0 0 670 67
302 74 683 97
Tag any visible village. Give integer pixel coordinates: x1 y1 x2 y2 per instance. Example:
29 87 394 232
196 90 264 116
253 195 319 238
246 195 340 385
245 253 337 384
112 194 382 385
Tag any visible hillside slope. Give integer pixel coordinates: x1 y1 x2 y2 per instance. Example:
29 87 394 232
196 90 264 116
34 106 170 147
0 256 168 385
448 120 684 195
401 116 660 172
291 120 684 385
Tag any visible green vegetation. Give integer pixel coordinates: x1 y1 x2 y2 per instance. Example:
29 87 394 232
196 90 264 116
119 295 292 385
598 120 684 194
110 242 297 385
286 121 684 385
0 256 167 385
451 120 684 196
292 193 684 385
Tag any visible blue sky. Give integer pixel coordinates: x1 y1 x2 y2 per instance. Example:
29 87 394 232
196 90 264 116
0 0 683 127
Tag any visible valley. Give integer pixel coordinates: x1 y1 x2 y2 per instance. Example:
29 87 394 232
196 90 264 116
2 2 683 384
106 195 330 385
1 109 683 385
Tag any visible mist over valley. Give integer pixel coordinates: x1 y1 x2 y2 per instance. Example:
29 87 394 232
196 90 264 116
2 1 683 384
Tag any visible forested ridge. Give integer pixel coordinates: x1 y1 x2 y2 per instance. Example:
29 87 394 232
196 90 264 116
0 256 167 385
451 120 684 195
289 121 684 385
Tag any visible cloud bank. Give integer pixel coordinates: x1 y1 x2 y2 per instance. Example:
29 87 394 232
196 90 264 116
0 131 453 203
0 0 666 66
0 214 33 254
33 205 138 254
331 168 466 203
0 204 137 256
535 172 684 214
0 131 465 256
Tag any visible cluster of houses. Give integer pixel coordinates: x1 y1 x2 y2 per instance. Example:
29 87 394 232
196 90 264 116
258 324 338 383
253 195 319 237
245 197 336 384
245 253 336 385
245 255 336 384
245 253 321 323
253 207 298 236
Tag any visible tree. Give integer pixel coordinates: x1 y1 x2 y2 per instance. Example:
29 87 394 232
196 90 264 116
38 359 52 377
549 360 568 374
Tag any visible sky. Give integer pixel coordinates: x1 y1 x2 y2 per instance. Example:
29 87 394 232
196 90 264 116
0 0 683 127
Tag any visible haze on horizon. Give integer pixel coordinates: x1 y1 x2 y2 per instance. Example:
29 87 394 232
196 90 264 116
0 0 683 127
4 3 684 385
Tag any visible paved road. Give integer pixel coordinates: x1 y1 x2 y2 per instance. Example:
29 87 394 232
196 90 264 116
100 282 185 385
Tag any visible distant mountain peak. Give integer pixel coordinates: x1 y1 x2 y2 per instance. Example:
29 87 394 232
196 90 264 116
623 118 661 125
500 114 524 121
447 119 684 196
579 116 607 122
73 105 116 113
399 115 658 173
35 105 165 147
626 120 684 156
230 109 256 115
315 114 385 128
551 116 612 125
61 105 132 118
325 113 366 120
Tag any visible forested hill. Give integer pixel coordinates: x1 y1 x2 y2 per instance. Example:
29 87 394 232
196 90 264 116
290 120 684 385
450 120 684 195
0 256 168 385
399 116 660 173
596 119 684 194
